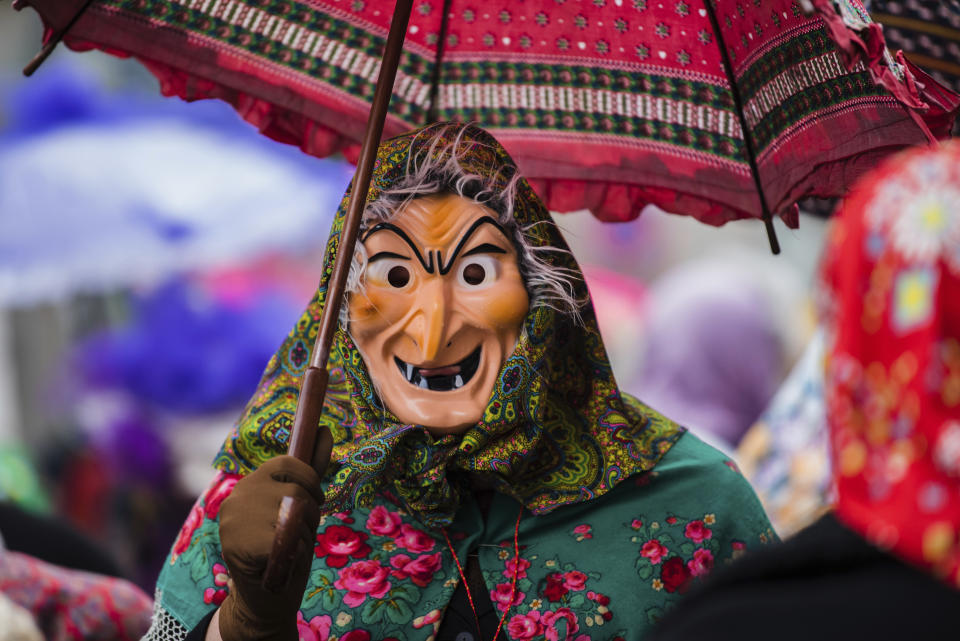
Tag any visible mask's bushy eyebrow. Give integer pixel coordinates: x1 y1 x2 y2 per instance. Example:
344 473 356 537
439 216 509 275
363 223 435 273
367 251 410 263
462 243 507 257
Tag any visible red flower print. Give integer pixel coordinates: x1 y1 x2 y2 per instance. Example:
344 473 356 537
732 541 746 550
490 582 525 612
412 609 442 629
573 524 591 535
340 631 371 641
543 572 569 601
684 520 713 543
665 516 678 525
203 561 230 603
203 587 227 606
212 563 229 587
334 511 355 525
640 540 669 565
389 552 442 587
202 474 239 520
562 570 587 591
315 525 371 568
365 505 401 537
686 548 714 577
542 608 579 641
660 557 692 593
630 519 643 529
394 523 436 553
334 559 391 607
296 612 332 641
504 557 531 580
507 610 545 640
171 503 203 562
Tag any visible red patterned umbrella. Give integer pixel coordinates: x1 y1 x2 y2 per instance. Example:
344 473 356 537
17 0 959 251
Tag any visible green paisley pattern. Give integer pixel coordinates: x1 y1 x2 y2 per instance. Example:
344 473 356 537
214 123 684 528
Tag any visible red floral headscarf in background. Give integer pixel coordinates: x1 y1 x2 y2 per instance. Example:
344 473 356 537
821 140 960 586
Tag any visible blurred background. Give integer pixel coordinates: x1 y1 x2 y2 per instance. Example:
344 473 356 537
0 3 829 593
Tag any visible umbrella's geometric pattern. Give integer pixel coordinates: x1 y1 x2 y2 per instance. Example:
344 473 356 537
28 0 956 226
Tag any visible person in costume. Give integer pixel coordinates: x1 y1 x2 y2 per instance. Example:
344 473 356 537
650 140 960 641
144 124 775 641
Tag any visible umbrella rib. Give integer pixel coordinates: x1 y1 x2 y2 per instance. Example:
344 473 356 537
700 0 780 254
428 0 455 123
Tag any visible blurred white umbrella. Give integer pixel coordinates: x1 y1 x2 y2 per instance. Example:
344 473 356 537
0 118 351 306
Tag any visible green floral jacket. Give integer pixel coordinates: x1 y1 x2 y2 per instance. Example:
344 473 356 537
147 432 775 641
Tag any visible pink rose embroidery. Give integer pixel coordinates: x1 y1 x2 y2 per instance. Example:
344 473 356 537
171 503 203 562
296 612 331 641
503 557 531 580
507 611 544 640
684 520 713 543
562 570 587 591
315 525 371 568
389 552 442 587
394 523 436 553
542 607 579 641
203 563 229 604
202 474 239 520
334 559 391 607
412 609 442 629
490 582 525 612
686 548 714 577
365 505 402 537
640 540 669 565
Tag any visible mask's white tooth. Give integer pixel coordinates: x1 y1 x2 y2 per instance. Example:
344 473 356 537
454 374 464 389
406 362 414 381
418 376 429 389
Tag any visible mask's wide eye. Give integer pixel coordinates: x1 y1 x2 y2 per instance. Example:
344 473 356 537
367 259 412 289
457 255 499 288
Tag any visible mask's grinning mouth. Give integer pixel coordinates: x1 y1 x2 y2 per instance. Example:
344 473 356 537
394 347 481 391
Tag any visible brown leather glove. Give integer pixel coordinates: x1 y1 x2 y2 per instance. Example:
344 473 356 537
217 455 323 641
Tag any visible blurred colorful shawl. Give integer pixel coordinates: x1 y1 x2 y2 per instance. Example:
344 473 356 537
820 139 960 586
215 124 684 528
0 548 152 641
736 331 832 537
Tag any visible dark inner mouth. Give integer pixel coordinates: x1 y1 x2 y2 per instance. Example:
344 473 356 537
394 347 482 392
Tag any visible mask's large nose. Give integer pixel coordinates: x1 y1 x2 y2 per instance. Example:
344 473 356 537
404 276 447 363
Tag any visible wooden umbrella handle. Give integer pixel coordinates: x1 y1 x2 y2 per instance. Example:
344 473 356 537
261 0 415 593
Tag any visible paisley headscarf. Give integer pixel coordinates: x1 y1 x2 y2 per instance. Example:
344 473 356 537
214 124 683 528
820 139 960 586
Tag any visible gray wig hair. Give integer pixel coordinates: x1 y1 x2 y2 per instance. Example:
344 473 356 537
342 125 584 326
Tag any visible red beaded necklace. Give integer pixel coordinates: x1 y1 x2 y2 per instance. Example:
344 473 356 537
441 507 522 641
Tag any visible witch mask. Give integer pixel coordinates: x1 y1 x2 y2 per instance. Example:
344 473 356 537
347 193 529 433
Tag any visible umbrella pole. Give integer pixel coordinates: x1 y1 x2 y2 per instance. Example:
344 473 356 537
18 0 96 77
701 0 781 255
262 0 415 593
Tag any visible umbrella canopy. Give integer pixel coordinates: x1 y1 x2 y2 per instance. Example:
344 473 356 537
16 0 958 232
0 64 352 306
